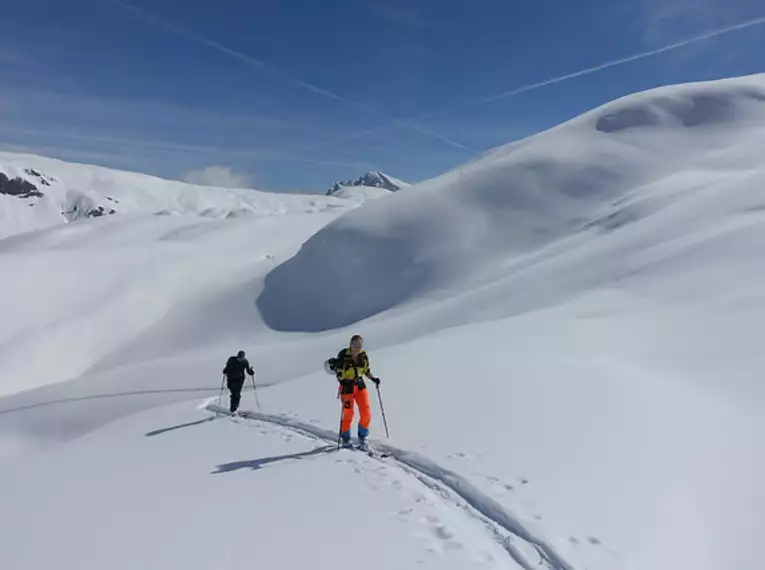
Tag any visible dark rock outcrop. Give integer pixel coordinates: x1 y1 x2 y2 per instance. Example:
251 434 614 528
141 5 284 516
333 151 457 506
0 173 43 198
87 205 117 218
24 168 52 186
326 171 405 196
63 202 117 220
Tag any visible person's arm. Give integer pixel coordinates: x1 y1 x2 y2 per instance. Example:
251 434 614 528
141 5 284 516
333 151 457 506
222 358 230 375
335 350 346 382
366 372 380 385
245 359 254 376
365 370 380 386
364 356 380 385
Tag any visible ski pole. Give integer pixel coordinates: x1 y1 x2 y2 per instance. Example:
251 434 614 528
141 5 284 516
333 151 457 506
376 384 390 439
337 390 344 450
250 374 260 411
217 374 226 416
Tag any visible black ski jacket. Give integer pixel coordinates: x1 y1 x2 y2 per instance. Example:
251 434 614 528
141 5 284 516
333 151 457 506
223 356 254 380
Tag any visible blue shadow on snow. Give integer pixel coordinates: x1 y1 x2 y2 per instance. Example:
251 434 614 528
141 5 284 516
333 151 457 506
211 444 335 474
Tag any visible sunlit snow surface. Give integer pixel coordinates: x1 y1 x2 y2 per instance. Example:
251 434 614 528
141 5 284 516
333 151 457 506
2 75 765 570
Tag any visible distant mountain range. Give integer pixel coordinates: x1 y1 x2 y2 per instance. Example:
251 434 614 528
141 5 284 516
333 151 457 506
0 153 368 240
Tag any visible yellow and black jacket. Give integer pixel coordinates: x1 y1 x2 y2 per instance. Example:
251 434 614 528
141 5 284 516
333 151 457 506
335 348 370 393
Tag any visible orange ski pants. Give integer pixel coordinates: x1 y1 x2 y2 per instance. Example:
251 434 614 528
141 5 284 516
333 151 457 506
340 384 371 439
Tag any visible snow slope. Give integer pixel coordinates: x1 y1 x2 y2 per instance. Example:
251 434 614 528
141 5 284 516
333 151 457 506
259 74 765 331
1 399 521 570
0 156 373 396
2 74 765 570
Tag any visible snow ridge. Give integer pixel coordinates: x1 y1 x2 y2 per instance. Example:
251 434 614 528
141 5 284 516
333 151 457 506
0 151 355 240
204 402 575 570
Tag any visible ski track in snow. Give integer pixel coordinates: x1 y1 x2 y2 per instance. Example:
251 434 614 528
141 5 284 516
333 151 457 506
203 401 574 570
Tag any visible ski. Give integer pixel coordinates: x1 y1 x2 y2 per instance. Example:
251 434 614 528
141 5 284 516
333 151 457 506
336 442 389 458
357 443 390 458
207 404 391 458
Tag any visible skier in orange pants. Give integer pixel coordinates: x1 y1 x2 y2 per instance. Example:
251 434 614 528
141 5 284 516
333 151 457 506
329 335 380 449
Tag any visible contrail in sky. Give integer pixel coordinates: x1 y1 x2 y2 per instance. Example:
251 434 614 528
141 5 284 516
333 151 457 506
287 12 765 154
111 1 765 158
412 13 765 121
110 0 472 152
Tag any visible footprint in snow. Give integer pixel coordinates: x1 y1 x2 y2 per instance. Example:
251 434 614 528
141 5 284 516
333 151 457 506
427 521 463 551
478 474 515 493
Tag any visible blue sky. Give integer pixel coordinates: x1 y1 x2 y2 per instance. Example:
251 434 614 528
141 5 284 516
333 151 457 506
1 0 764 191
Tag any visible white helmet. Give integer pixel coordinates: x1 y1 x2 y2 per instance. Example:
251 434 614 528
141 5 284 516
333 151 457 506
323 358 337 375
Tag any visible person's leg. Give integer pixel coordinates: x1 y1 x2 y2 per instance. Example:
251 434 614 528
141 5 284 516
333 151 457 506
228 378 244 413
356 387 372 441
340 391 355 444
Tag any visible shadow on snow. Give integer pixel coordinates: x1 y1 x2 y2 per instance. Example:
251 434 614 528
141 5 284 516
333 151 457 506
145 416 217 437
211 444 335 474
0 387 221 415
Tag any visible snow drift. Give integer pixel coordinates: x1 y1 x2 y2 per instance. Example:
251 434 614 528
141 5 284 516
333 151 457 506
258 75 765 331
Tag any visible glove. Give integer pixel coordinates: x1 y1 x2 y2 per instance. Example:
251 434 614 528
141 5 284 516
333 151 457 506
371 377 381 386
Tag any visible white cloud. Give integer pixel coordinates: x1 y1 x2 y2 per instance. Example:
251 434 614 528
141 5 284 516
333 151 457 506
182 166 253 188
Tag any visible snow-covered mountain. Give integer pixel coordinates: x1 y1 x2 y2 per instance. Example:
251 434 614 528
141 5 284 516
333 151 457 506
0 152 364 240
326 169 409 196
2 75 765 570
262 74 765 330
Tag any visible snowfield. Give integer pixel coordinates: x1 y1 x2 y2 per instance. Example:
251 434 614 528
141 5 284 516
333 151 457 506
2 74 765 570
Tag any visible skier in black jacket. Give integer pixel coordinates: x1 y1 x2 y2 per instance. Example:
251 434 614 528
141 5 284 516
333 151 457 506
222 350 254 415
